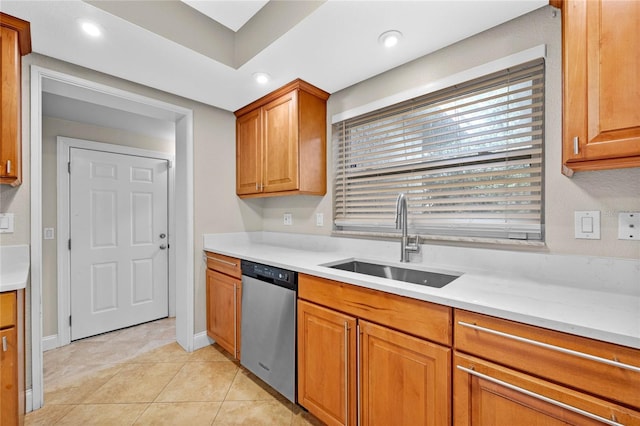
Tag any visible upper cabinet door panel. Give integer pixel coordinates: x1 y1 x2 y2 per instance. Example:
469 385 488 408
596 1 639 134
236 108 262 195
0 13 30 187
262 90 299 193
562 0 640 173
0 27 21 185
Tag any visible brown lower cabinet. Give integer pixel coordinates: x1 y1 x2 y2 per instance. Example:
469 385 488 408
202 259 640 425
297 300 356 426
297 274 451 426
296 274 640 426
359 320 451 426
454 352 640 425
0 290 24 426
454 310 640 425
205 252 241 360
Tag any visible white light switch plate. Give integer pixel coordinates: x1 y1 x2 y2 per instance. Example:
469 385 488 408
44 227 55 240
0 213 14 233
316 213 324 227
574 211 600 239
283 213 293 226
618 212 640 240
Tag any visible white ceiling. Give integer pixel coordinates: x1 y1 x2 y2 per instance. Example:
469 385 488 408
181 0 269 32
3 0 547 113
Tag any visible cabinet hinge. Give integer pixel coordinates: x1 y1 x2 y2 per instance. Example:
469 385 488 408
69 315 72 327
68 239 71 250
68 161 71 173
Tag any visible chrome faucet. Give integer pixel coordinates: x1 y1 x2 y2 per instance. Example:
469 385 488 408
395 193 420 262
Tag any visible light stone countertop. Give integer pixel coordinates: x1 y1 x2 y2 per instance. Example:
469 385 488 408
0 244 30 292
203 232 640 350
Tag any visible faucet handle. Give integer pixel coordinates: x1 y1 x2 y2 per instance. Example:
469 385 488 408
407 235 420 252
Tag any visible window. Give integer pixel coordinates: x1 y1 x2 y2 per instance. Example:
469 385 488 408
333 58 544 242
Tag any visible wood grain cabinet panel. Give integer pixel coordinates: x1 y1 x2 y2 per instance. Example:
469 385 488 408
360 320 451 426
235 109 262 196
234 79 329 198
0 13 31 187
561 0 640 174
455 309 640 410
454 352 640 426
297 300 357 426
298 273 451 346
0 290 24 426
0 327 19 426
205 252 241 360
297 275 452 426
205 251 241 278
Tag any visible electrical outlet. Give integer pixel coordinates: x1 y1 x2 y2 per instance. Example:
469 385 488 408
316 213 324 227
618 212 640 240
283 213 293 226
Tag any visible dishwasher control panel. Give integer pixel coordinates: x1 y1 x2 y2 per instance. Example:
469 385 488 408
241 260 297 290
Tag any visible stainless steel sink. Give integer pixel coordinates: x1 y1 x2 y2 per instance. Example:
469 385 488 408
326 260 460 288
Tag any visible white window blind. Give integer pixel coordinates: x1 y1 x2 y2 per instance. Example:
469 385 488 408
333 59 544 241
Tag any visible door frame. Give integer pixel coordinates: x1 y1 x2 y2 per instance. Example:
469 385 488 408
30 66 195 411
57 137 175 346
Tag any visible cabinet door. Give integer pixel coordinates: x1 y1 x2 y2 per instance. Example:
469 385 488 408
236 108 262 195
262 90 299 193
454 352 640 426
298 300 357 426
0 327 18 425
206 269 240 359
359 320 451 426
0 26 21 186
563 0 640 173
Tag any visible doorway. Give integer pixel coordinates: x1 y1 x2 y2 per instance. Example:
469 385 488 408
30 66 195 411
57 138 174 342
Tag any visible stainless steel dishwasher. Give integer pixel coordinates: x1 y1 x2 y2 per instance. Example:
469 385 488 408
240 260 297 403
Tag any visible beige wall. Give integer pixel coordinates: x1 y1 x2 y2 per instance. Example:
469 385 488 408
40 116 175 337
263 6 640 260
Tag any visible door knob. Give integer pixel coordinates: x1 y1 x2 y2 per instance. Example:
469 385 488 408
160 244 167 250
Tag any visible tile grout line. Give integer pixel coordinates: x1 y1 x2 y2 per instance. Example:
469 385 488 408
210 364 241 425
134 357 189 422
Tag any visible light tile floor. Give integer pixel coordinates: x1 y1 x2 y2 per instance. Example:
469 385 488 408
26 318 323 425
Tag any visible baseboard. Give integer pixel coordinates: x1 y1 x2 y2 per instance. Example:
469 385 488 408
42 334 59 352
193 331 214 351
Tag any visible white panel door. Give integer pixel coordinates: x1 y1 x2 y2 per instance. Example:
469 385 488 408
70 148 169 340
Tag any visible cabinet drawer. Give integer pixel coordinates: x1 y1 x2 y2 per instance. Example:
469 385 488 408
299 274 451 346
205 252 241 278
454 310 640 410
0 292 16 329
454 352 640 426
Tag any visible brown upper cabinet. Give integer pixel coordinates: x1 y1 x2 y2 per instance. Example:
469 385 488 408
559 0 640 175
1 13 31 187
234 79 329 198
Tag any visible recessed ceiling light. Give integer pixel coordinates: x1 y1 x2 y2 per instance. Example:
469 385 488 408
79 20 102 38
379 30 402 48
253 72 271 85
